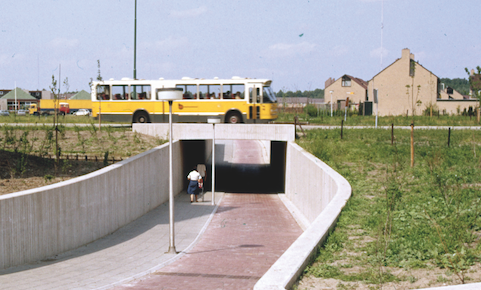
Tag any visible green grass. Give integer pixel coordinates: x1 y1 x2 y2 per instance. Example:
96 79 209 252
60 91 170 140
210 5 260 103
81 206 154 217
298 128 481 286
0 114 129 124
277 111 481 126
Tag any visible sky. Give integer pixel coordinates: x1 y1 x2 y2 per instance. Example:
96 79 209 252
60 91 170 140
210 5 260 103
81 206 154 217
1 0 480 93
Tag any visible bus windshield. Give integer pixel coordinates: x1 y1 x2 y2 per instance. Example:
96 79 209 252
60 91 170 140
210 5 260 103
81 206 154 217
263 86 277 103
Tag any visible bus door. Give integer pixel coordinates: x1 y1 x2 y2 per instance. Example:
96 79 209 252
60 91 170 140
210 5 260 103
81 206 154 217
249 86 261 122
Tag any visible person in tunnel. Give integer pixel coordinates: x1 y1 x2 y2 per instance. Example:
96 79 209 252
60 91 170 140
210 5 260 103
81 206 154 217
187 166 203 202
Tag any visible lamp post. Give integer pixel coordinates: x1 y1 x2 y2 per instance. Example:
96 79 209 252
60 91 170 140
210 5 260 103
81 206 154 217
207 117 221 205
374 89 379 128
157 87 183 254
329 90 333 117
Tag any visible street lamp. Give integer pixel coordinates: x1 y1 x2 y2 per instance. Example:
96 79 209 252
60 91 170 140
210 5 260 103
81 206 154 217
157 87 183 254
329 90 333 117
207 117 221 205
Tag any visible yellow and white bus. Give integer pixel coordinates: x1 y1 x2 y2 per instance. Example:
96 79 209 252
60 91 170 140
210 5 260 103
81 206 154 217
90 77 278 123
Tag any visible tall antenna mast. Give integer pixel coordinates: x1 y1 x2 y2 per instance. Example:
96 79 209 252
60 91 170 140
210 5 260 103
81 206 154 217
380 0 384 71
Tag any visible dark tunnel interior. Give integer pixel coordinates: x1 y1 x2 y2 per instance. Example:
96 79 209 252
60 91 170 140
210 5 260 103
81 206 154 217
181 140 286 194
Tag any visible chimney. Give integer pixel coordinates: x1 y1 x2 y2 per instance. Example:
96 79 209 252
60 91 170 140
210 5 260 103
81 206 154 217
471 69 475 76
325 77 335 89
402 48 410 59
410 53 415 60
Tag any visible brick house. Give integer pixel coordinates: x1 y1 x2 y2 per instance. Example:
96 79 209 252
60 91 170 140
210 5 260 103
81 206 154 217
324 75 368 111
325 48 478 116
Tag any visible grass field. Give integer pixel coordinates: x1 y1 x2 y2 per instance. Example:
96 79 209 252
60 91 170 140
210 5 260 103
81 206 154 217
0 124 164 195
277 110 481 127
297 127 481 289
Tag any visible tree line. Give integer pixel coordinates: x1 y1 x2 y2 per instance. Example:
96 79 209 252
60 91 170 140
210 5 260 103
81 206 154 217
439 78 470 95
276 88 324 99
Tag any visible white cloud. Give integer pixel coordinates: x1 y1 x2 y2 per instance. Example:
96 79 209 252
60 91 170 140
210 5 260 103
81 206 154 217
265 41 316 58
170 6 207 18
329 45 349 57
48 38 80 49
0 52 26 65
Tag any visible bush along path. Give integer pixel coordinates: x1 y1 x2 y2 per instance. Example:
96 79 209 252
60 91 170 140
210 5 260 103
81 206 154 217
296 128 481 290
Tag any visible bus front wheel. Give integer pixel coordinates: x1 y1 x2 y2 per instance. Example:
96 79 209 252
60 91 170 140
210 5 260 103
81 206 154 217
226 112 241 124
134 112 149 123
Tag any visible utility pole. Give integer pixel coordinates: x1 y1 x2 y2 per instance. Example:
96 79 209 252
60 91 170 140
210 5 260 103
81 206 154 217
133 0 137 80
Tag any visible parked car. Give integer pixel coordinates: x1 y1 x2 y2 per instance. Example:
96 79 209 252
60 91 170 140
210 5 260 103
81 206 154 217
0 110 9 116
16 110 28 116
74 109 91 116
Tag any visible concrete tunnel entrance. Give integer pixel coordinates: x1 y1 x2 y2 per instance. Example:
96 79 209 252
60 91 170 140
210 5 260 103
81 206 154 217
181 140 286 193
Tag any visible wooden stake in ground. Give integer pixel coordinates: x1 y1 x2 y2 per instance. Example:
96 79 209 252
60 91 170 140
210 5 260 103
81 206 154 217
391 123 394 145
341 119 344 139
448 127 451 147
410 123 414 167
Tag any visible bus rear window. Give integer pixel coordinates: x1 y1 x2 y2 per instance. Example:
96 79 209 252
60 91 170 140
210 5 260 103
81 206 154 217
97 85 110 100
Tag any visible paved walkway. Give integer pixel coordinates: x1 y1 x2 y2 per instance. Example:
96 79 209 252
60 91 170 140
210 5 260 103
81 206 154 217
0 140 303 290
113 193 303 290
0 192 223 290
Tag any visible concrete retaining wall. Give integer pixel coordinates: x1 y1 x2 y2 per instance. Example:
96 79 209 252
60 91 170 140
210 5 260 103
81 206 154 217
0 141 184 271
133 123 295 142
255 142 352 290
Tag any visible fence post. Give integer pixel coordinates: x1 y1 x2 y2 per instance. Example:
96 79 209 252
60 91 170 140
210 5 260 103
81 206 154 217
391 123 394 145
341 119 344 139
448 127 451 147
410 123 414 167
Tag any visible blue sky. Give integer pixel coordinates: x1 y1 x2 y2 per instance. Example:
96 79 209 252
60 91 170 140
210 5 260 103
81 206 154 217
1 0 480 93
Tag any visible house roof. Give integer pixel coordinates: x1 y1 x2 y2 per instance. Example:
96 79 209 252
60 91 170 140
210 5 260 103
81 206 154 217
70 90 90 100
325 75 368 90
344 75 368 90
370 57 438 81
0 88 37 100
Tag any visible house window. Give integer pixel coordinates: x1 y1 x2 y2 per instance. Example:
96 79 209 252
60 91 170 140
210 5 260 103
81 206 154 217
341 76 351 87
409 60 415 77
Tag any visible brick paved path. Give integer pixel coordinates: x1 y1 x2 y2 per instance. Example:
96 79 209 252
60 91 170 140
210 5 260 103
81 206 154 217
114 193 303 290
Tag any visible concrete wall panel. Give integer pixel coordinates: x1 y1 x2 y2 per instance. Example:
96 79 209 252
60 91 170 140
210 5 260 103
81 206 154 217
0 141 183 270
133 124 295 142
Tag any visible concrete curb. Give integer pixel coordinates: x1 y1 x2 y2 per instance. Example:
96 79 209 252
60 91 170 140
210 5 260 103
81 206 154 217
254 142 352 290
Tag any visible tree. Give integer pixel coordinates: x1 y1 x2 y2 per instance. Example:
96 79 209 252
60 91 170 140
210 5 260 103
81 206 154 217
439 78 470 95
465 66 481 123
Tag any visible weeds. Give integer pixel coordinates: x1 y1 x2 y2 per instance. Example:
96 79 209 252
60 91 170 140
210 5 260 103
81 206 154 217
299 128 481 288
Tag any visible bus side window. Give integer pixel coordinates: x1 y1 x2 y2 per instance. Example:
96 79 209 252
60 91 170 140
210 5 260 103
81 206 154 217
112 85 129 100
210 85 221 100
232 84 244 99
131 85 151 100
199 85 208 99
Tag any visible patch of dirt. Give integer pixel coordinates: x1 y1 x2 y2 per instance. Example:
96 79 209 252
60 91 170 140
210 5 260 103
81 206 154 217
298 264 481 290
0 128 163 195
